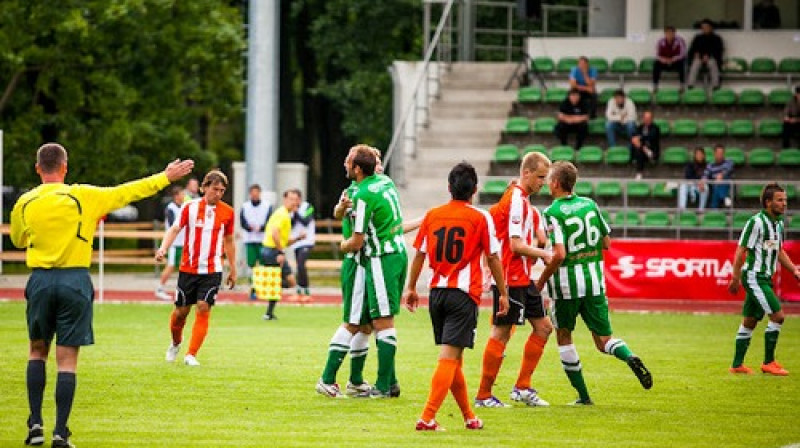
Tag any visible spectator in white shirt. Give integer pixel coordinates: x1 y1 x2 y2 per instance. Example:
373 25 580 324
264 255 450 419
605 89 637 147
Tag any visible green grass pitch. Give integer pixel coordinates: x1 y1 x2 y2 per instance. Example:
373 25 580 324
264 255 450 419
0 301 799 447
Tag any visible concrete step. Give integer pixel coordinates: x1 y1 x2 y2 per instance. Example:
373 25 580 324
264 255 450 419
437 89 516 103
430 102 513 120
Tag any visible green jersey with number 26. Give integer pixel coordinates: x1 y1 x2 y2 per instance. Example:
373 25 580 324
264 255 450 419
544 194 611 300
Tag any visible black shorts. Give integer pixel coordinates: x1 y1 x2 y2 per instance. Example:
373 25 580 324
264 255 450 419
176 272 222 307
25 268 94 346
260 247 292 280
429 288 479 349
492 283 546 326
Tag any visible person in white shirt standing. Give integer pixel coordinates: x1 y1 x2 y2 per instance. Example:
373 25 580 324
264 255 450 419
241 184 272 300
156 185 186 300
290 189 316 303
604 89 637 148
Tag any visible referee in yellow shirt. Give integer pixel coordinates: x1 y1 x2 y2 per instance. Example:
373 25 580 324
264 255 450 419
10 143 193 448
260 189 303 320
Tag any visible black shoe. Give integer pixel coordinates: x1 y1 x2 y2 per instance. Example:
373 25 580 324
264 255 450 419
568 397 594 406
25 423 44 446
627 356 653 389
389 383 401 398
262 314 277 321
51 435 74 448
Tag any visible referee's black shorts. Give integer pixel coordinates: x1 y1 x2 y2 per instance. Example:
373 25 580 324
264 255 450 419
428 288 479 349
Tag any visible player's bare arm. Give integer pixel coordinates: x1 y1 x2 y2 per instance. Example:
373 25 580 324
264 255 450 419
777 249 800 282
536 243 566 292
402 216 424 234
155 225 182 261
486 252 509 317
602 235 611 250
727 245 748 294
403 251 427 313
340 232 365 253
510 236 552 262
223 234 237 289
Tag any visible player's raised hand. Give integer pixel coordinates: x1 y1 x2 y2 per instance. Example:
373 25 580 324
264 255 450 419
496 291 509 317
164 159 195 182
404 289 419 312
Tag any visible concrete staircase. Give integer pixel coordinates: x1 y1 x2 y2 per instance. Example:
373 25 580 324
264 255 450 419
398 62 518 220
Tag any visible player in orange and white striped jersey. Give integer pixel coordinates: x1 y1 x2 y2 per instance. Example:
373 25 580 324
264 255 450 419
156 170 237 366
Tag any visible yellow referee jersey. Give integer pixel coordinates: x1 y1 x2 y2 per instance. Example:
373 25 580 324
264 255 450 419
10 173 170 268
262 206 292 249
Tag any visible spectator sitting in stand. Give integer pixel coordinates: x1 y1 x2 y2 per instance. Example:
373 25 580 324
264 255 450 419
687 19 724 90
606 89 637 148
782 86 800 149
629 111 661 180
653 25 687 92
701 144 734 209
554 88 590 150
678 147 709 211
569 56 598 119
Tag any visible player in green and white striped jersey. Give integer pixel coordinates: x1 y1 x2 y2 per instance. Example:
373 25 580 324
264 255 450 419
728 183 800 376
536 161 652 405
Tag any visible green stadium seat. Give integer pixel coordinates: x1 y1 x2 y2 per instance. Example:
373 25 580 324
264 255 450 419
786 184 797 200
504 117 531 134
595 181 622 198
738 89 765 106
768 88 792 106
733 212 753 229
653 182 677 198
588 118 606 135
701 211 727 228
703 146 714 161
655 88 680 105
644 211 671 227
758 119 783 137
710 88 736 106
677 212 699 227
599 88 616 104
672 119 698 137
557 57 578 73
533 117 556 134
523 144 548 156
517 87 542 103
681 89 707 106
725 147 746 166
539 184 551 196
750 57 776 73
626 182 651 198
589 57 608 73
629 88 652 105
605 146 631 165
610 57 636 74
574 180 593 196
654 118 670 135
638 57 655 73
722 57 748 73
482 180 508 195
550 145 575 162
700 119 727 137
662 146 689 165
577 146 604 164
778 58 800 73
778 148 800 166
748 148 775 166
600 210 611 223
737 184 762 199
789 216 800 231
493 144 520 163
532 57 555 73
614 210 640 227
545 87 568 104
729 119 754 137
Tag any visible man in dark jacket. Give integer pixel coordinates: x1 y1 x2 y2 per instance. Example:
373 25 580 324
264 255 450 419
687 19 724 90
629 111 661 180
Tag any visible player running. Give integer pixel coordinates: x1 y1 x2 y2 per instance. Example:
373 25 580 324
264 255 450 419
536 161 652 405
405 161 509 431
728 183 800 376
156 170 237 367
476 152 554 408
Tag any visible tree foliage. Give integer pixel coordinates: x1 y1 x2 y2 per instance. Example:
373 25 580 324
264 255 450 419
0 0 245 189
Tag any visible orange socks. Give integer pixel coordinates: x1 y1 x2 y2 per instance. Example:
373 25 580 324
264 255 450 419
515 333 547 389
477 337 506 400
169 309 186 345
450 359 475 420
187 309 210 356
421 358 458 421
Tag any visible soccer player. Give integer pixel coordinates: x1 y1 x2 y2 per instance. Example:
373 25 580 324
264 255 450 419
405 161 509 431
11 143 193 447
728 183 800 376
241 184 272 300
290 191 316 303
340 145 408 398
156 170 237 367
260 189 303 320
156 185 186 301
476 152 554 408
535 161 652 405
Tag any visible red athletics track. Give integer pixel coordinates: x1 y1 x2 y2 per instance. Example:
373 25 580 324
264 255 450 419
1 287 799 314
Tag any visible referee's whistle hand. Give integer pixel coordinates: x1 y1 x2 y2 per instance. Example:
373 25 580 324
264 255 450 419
164 159 195 182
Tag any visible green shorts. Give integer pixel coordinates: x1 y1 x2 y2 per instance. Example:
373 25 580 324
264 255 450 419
365 252 407 320
245 243 262 268
741 272 782 320
341 256 369 325
25 268 95 346
551 294 613 336
168 246 183 268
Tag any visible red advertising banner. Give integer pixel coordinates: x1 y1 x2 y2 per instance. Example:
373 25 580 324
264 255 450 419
604 239 800 302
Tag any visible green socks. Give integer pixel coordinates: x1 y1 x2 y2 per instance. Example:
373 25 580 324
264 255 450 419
321 327 353 385
559 344 590 401
764 321 781 364
349 331 370 385
375 328 397 393
604 338 634 362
